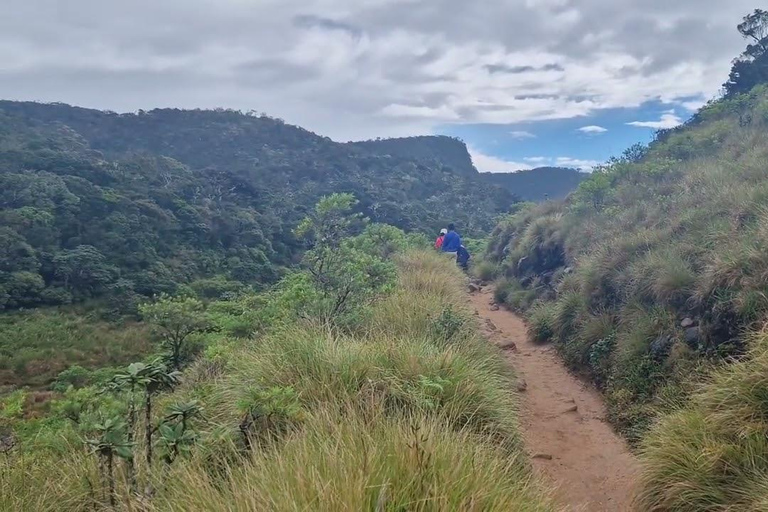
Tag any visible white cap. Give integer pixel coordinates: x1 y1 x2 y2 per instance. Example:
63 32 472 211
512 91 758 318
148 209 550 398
440 228 448 234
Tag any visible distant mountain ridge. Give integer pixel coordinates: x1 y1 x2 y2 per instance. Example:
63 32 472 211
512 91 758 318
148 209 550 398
480 167 587 202
349 136 478 177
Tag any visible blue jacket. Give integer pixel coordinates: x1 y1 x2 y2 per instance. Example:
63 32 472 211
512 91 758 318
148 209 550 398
441 231 461 252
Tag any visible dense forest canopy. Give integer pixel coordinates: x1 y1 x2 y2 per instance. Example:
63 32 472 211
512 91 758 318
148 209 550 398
0 102 522 312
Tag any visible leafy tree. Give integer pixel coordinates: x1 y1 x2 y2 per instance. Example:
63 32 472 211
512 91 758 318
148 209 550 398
573 171 613 210
347 223 412 259
296 196 396 322
294 193 366 249
53 245 118 298
0 271 45 308
738 9 768 54
0 228 38 273
139 295 209 369
725 9 768 97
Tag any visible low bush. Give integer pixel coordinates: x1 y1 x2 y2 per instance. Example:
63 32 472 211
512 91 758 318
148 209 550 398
474 260 500 281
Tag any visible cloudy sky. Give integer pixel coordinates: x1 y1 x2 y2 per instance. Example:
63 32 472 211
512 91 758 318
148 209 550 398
0 0 759 171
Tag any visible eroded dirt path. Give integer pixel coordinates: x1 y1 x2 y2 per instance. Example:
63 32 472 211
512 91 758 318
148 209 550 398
471 288 639 512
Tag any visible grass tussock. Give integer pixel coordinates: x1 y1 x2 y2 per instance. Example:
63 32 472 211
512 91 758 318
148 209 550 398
153 409 549 512
637 327 768 511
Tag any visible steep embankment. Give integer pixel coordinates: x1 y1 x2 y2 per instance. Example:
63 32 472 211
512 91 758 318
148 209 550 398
473 288 638 511
483 84 768 509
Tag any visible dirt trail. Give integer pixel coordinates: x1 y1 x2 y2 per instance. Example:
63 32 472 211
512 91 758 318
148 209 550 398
471 288 639 512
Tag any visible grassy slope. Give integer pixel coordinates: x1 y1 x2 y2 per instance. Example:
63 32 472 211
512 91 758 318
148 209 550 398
482 85 768 508
637 329 768 511
0 251 552 511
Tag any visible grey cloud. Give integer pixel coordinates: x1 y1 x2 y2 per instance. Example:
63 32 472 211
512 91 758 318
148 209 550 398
514 94 560 100
0 0 761 140
485 63 564 74
293 14 363 38
235 59 321 86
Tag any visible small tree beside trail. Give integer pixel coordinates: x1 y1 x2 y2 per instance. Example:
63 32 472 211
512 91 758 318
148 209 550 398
294 194 396 323
140 295 209 370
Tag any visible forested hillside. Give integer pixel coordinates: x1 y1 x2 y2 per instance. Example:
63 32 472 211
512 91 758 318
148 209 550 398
0 101 515 314
480 167 587 202
349 135 479 176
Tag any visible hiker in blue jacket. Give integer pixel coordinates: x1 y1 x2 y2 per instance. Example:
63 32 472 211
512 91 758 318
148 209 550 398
441 223 461 254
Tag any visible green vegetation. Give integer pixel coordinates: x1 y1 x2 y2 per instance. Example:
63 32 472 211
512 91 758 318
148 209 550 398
478 9 768 507
0 199 551 510
724 9 768 97
0 311 151 391
0 100 524 389
637 329 768 511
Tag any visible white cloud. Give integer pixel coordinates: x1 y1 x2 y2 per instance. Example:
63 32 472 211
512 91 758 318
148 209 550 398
555 157 602 170
380 103 460 120
468 146 533 173
509 130 536 139
513 155 602 170
681 99 707 111
627 112 683 129
578 125 608 134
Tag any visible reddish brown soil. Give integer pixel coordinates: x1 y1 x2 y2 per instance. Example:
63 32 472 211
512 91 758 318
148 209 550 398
472 289 639 511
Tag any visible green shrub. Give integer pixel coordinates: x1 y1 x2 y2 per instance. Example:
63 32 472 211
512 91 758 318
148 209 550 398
474 260 500 281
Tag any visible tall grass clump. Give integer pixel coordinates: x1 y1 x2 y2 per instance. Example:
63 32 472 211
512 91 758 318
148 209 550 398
637 328 768 511
526 301 556 344
157 249 551 509
473 260 500 282
153 409 549 512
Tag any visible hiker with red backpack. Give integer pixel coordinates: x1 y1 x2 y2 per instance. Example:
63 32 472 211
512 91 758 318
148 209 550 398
434 228 447 250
